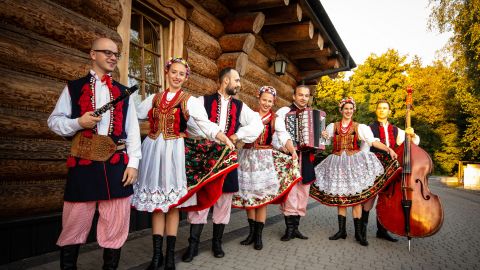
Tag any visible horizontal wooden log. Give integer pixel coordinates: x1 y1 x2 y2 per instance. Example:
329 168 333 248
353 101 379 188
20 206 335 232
317 58 341 70
0 66 64 113
0 24 90 81
50 0 123 28
263 21 313 43
228 0 289 10
186 1 224 38
244 61 292 100
0 107 58 140
183 73 218 96
184 22 222 60
264 3 302 25
276 33 324 53
224 12 265 34
195 0 230 18
0 137 70 160
0 159 67 181
0 179 64 218
0 0 122 53
217 52 249 76
185 48 219 81
289 47 332 60
248 48 297 88
253 34 300 79
219 33 256 54
239 78 291 110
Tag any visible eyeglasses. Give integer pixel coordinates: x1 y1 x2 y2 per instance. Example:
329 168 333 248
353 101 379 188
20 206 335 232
93 50 121 59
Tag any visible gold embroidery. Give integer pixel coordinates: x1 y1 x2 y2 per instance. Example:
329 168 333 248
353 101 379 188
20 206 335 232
148 91 191 140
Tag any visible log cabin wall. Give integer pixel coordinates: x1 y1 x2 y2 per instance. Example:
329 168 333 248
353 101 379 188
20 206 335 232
0 0 354 265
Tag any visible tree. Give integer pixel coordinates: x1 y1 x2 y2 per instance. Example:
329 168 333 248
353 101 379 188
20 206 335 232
429 0 480 159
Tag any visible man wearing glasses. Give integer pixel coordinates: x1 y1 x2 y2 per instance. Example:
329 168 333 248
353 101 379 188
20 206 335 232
48 38 141 270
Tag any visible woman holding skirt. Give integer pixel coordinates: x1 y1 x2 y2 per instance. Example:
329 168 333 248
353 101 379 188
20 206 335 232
311 97 398 247
131 57 234 269
232 86 301 250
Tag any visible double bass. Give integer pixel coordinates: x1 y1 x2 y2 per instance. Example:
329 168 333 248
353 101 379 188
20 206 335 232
376 87 444 250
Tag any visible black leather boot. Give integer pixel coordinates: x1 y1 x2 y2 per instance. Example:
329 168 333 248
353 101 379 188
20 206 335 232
360 210 369 242
240 219 255 245
60 244 80 270
376 218 398 242
253 221 264 250
280 215 295 241
164 236 176 270
102 248 121 270
147 234 163 270
329 215 347 240
292 215 308 240
182 224 204 262
354 218 368 246
212 223 225 258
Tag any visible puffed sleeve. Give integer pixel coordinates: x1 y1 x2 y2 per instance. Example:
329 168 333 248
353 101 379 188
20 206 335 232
136 94 155 120
47 85 84 137
274 115 291 147
321 123 335 146
358 123 380 146
235 103 263 143
187 96 221 141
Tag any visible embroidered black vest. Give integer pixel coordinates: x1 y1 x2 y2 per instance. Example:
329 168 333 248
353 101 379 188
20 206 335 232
203 93 244 192
369 121 399 155
65 74 133 202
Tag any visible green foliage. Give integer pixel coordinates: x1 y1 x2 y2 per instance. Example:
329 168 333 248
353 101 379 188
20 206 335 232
313 50 464 175
429 0 480 159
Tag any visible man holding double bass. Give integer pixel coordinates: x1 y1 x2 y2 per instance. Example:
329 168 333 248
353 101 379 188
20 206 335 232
361 99 420 244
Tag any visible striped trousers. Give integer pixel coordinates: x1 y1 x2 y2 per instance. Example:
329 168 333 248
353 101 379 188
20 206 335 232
56 196 131 249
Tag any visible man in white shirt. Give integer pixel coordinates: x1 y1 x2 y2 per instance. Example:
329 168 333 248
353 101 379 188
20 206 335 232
182 67 263 262
48 38 141 270
362 99 420 244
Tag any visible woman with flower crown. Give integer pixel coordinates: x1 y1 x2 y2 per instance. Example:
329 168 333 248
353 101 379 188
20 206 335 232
131 57 234 270
232 86 301 251
311 97 398 247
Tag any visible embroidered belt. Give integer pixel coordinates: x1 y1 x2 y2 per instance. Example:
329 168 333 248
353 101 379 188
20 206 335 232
243 143 273 150
71 133 124 161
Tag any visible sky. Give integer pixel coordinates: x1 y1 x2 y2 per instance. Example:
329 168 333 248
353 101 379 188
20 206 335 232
320 0 453 66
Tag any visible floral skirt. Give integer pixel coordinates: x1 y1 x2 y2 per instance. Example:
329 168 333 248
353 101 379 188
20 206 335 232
232 149 302 209
181 138 238 212
310 151 400 206
132 137 236 213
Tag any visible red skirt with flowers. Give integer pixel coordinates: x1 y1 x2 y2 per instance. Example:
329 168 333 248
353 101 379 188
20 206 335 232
180 138 238 212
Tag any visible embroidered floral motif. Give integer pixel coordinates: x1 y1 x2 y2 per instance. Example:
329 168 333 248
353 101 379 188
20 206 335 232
232 150 301 208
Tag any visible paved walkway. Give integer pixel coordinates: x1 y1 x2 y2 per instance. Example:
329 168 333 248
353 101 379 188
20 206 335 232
5 177 480 270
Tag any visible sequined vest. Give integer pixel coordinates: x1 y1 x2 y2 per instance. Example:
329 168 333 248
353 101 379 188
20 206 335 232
244 112 276 149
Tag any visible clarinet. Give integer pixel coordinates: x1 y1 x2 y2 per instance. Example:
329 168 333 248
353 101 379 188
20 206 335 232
92 85 139 117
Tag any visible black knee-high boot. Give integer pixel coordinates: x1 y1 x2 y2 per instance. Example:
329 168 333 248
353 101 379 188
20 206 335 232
240 219 255 245
292 215 308 239
60 244 80 270
376 218 398 242
182 224 204 262
253 221 264 250
164 236 176 270
147 235 163 270
329 215 347 240
102 248 121 270
354 218 368 246
360 210 369 242
212 223 225 258
280 215 295 241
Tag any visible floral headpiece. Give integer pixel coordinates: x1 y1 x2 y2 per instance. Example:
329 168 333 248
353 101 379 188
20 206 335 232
165 57 190 78
338 96 356 112
258 86 277 98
